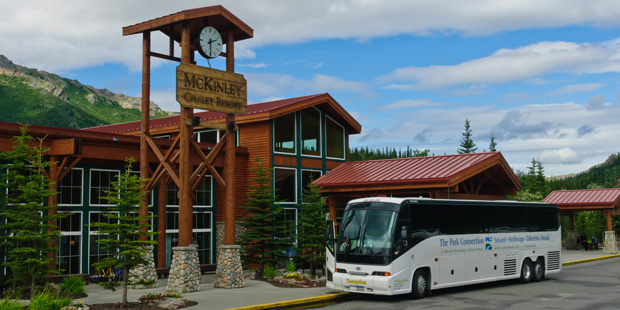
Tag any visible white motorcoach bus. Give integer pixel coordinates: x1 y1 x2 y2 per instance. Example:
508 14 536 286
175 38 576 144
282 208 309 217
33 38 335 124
325 197 561 299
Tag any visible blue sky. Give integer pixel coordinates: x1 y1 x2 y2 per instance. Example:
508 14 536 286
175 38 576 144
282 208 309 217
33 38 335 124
2 0 620 177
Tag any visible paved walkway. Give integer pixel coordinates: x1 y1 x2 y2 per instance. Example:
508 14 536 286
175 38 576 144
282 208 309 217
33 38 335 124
73 248 619 310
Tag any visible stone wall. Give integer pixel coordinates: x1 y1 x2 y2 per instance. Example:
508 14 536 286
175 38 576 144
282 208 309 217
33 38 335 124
214 245 244 288
603 231 618 254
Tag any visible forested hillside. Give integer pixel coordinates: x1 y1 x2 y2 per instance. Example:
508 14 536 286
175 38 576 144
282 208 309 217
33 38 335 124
547 153 620 190
0 55 173 129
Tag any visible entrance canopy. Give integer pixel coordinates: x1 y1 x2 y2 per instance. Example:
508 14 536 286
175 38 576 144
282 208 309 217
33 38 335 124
544 188 620 231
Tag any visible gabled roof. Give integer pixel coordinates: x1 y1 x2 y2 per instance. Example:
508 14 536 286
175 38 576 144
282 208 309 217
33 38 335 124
123 5 253 42
84 93 361 135
314 152 520 193
544 188 620 209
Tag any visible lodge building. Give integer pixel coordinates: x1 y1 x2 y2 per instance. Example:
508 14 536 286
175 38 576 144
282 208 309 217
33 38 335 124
0 93 362 275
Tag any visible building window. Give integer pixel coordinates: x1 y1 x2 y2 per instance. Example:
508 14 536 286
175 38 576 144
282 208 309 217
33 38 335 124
274 168 296 203
88 212 115 274
90 169 119 206
273 113 296 154
165 211 212 267
166 176 212 207
196 129 224 144
58 168 83 206
325 116 345 159
280 208 297 243
301 108 321 157
301 170 322 202
58 212 82 275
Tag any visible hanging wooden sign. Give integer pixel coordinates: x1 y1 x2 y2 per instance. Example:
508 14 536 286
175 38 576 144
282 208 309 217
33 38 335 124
176 63 247 114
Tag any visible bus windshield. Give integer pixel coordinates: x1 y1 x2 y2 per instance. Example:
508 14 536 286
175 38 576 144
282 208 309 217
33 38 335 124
337 208 397 265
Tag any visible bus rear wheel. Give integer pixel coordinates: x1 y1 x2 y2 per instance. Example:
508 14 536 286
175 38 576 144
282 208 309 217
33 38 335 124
410 269 428 299
519 259 533 284
532 259 545 282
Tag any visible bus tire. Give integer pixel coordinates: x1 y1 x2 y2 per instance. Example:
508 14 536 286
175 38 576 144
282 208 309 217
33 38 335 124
410 269 428 299
519 259 533 284
532 259 545 282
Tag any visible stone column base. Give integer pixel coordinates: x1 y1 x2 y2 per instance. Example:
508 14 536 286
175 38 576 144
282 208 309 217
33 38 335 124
166 246 201 293
214 245 244 288
565 230 577 250
128 246 158 289
603 231 618 254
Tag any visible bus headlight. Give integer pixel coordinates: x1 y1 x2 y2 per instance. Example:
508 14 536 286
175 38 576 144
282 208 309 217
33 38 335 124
372 271 391 276
336 268 347 273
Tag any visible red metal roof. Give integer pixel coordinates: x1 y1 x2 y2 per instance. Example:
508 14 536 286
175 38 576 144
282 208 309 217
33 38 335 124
314 152 505 188
83 93 361 135
544 188 620 207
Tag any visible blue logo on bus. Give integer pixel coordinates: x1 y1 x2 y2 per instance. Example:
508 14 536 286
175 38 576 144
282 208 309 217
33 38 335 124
485 237 492 243
485 244 492 250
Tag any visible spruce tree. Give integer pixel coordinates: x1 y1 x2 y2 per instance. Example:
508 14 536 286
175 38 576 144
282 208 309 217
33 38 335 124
457 119 477 154
238 158 290 275
489 134 497 152
297 174 326 275
90 157 156 306
0 126 63 299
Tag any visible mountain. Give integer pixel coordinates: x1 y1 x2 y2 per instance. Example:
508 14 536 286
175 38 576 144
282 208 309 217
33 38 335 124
547 153 620 190
0 54 174 129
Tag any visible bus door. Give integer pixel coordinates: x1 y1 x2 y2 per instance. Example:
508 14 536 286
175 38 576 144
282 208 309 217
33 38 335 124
326 220 337 289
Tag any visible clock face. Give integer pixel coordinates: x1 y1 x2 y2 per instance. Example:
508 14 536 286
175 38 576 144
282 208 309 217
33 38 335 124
197 26 222 59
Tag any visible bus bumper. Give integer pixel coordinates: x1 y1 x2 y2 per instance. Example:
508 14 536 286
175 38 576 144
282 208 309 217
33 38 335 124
332 273 395 295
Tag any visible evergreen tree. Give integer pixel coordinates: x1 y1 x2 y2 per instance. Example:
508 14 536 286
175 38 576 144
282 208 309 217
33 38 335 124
457 119 477 154
90 157 157 306
0 126 63 299
489 134 497 152
238 158 290 275
297 175 326 276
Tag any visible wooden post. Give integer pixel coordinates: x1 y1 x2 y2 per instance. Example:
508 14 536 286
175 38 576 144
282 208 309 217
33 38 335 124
606 209 613 231
224 30 236 245
47 155 58 267
139 30 151 239
157 181 167 268
328 196 337 222
178 21 194 247
569 213 575 231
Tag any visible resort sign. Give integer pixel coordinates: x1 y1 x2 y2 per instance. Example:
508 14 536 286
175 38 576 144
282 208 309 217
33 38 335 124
176 63 247 115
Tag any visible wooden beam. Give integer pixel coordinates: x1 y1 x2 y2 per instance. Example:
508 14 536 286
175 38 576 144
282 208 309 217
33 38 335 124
50 139 79 156
185 119 238 131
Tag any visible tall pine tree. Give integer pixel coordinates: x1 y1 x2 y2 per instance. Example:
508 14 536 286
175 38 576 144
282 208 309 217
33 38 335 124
90 158 157 306
238 158 291 275
489 134 497 152
0 126 63 298
457 119 477 154
297 174 326 275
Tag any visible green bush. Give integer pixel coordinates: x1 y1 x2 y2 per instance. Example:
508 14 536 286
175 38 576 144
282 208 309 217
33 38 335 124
164 292 183 298
0 299 23 310
286 260 296 273
264 266 277 278
60 275 86 295
29 289 72 310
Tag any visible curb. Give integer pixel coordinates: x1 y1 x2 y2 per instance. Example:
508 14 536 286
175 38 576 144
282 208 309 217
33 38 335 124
562 253 620 266
227 292 355 310
233 254 620 310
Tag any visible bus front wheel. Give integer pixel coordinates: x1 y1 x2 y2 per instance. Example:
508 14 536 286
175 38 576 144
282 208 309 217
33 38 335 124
532 259 545 282
410 269 428 299
519 259 533 284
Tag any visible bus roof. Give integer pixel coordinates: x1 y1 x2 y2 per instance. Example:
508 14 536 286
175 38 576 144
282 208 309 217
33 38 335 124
347 197 557 208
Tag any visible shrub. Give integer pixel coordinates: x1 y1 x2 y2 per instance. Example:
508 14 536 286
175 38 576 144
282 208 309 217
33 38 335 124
61 275 86 295
263 266 277 279
164 292 183 298
0 299 23 310
286 260 296 273
138 292 165 302
29 288 72 310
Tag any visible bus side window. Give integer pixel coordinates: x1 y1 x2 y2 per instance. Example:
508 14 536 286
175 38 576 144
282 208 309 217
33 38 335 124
410 204 439 247
393 205 410 257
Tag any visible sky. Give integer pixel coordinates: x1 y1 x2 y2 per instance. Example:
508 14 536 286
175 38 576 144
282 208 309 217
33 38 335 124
1 0 620 177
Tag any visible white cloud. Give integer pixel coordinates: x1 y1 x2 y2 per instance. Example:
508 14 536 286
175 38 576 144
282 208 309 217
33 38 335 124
381 40 620 89
245 73 372 98
239 62 268 69
539 148 580 164
545 83 606 97
4 1 620 73
375 99 443 110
